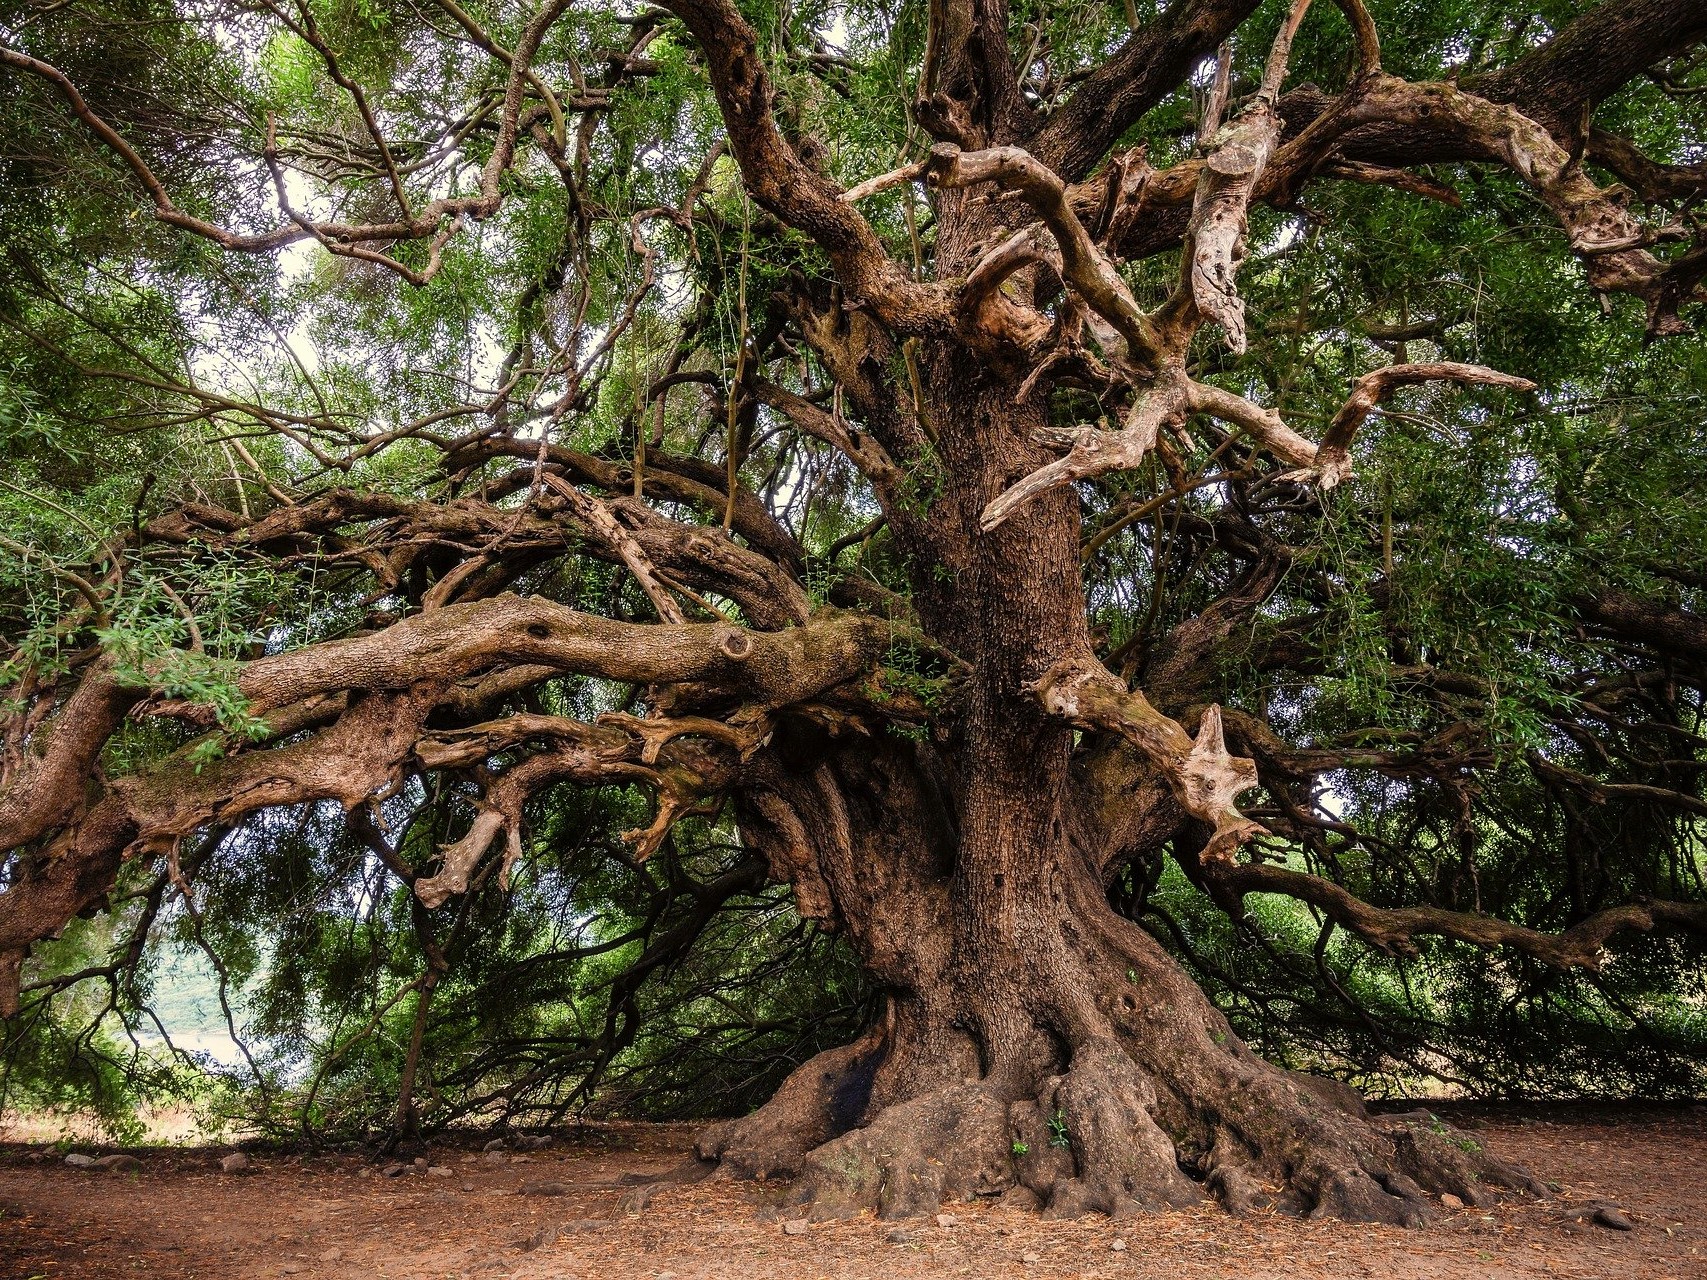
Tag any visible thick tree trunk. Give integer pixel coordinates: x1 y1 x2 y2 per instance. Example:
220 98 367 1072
695 351 1545 1225
709 747 1556 1219
704 730 1543 1221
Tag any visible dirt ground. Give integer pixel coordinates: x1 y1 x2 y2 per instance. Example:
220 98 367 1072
1 1103 1703 1280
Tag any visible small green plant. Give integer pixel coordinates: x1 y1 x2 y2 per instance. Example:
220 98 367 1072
1010 1140 1029 1157
1048 1109 1070 1148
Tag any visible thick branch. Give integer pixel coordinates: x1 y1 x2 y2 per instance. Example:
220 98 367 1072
1031 656 1262 858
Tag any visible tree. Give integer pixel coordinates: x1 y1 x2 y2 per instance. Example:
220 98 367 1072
3 0 1707 1223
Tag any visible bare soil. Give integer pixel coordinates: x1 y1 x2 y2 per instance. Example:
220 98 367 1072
1 1103 1702 1280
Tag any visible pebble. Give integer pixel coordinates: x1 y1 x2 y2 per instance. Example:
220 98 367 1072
318 1248 344 1262
1111 1238 1127 1252
886 1227 919 1245
782 1219 809 1236
1023 1252 1041 1264
428 1165 454 1177
1441 1193 1465 1209
220 1153 251 1174
357 1166 376 1178
934 1213 959 1227
64 1154 97 1168
483 1138 509 1152
483 1150 509 1165
381 1163 408 1178
461 1182 477 1192
519 1180 570 1197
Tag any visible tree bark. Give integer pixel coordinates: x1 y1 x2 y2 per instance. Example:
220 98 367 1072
694 354 1546 1223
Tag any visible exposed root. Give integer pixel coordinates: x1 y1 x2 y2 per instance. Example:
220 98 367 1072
791 1082 1013 1219
694 914 1550 1225
1031 1038 1201 1216
693 1030 882 1180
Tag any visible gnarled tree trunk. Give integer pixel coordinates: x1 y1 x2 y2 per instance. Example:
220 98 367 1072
696 362 1541 1224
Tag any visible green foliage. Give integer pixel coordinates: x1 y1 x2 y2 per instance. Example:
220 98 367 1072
1047 1108 1070 1148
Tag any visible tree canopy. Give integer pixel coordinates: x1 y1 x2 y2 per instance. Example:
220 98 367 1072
2 0 1706 1221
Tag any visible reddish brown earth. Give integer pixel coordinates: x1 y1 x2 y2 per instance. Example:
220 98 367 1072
1 1104 1702 1280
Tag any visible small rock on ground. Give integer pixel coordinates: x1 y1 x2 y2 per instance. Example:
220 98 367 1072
1441 1193 1465 1209
519 1224 558 1252
89 1155 142 1173
935 1213 959 1227
519 1180 570 1197
220 1153 251 1174
782 1219 809 1236
63 1154 97 1168
1111 1239 1127 1252
617 1183 657 1214
886 1228 919 1245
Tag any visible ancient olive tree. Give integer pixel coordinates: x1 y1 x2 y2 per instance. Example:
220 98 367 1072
4 0 1707 1222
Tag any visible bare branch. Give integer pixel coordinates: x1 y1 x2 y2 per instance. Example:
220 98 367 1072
1313 362 1535 487
1031 656 1263 859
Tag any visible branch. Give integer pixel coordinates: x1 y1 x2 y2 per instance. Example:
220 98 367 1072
1030 656 1263 859
657 0 953 335
540 473 686 624
1033 0 1263 182
1194 857 1707 971
0 600 898 1010
923 142 1165 365
979 373 1187 530
1312 362 1535 487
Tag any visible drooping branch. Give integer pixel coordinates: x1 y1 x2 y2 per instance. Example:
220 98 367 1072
1187 853 1707 972
1 0 587 283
